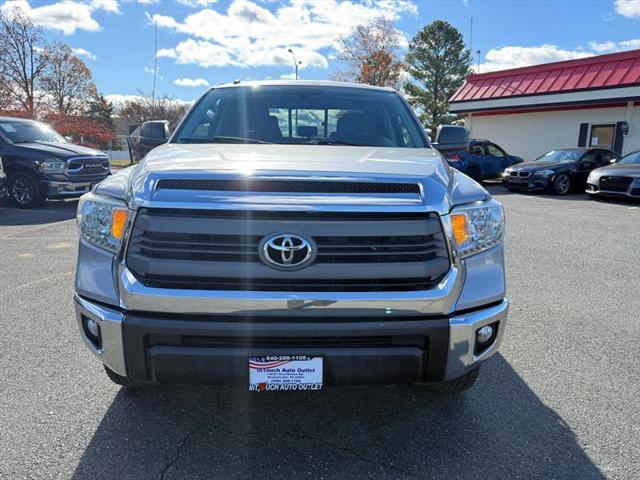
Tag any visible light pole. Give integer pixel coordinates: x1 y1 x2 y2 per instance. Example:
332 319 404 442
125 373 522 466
287 48 302 80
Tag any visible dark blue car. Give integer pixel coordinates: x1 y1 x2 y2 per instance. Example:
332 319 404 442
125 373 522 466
444 139 523 181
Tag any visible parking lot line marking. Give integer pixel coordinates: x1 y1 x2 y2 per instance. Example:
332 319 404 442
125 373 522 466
1 271 73 297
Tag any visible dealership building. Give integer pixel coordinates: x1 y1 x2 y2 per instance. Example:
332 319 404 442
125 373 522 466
449 49 640 160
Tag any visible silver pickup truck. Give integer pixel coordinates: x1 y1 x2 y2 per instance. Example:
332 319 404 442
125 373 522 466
74 81 508 393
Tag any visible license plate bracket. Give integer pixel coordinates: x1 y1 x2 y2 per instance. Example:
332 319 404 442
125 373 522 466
249 355 323 392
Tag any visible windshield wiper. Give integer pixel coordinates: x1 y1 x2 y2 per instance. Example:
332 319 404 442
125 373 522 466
179 136 272 144
316 139 367 146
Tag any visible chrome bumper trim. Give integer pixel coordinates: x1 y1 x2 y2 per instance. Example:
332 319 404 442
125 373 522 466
74 295 126 376
117 263 463 317
445 299 509 380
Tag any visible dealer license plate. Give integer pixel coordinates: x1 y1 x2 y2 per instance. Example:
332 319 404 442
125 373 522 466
249 355 323 392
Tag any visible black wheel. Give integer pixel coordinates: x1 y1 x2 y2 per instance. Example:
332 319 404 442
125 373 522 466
551 173 571 195
8 171 45 208
420 367 480 393
104 366 154 388
467 167 482 182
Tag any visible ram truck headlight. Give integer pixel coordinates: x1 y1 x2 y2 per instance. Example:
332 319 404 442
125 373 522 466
534 169 554 177
450 199 504 258
77 193 129 253
40 159 66 174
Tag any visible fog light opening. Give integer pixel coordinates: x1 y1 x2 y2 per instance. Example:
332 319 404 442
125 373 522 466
82 316 102 350
474 322 498 356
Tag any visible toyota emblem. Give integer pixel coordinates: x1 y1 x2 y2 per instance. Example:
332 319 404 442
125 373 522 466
259 233 315 270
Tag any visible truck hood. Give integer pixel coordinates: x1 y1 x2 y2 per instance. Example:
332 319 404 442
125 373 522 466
12 141 104 159
97 144 489 214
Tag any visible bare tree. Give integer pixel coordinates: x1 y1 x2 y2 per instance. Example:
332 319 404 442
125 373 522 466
0 8 48 116
118 94 190 131
41 43 96 116
333 18 404 88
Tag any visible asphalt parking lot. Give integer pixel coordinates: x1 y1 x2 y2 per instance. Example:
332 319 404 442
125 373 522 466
0 187 638 480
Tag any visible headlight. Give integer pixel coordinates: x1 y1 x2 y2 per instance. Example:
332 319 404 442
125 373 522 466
450 199 504 258
534 169 554 177
77 193 129 253
40 159 66 174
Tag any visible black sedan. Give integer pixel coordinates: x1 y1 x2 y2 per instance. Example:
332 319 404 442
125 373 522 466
502 148 620 195
586 150 640 199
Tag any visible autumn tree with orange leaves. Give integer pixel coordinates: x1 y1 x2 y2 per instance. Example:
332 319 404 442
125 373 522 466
333 18 404 88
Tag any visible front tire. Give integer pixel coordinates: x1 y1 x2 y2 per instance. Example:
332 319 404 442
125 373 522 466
420 367 480 393
8 171 45 208
551 173 571 195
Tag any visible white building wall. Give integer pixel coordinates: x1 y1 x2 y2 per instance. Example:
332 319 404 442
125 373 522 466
466 105 640 160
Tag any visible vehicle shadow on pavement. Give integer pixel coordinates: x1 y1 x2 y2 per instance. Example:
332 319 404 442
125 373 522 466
0 200 78 226
72 355 604 480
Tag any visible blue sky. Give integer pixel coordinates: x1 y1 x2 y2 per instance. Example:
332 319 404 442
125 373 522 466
1 0 639 105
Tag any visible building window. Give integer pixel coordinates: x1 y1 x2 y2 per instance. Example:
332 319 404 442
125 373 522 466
589 124 615 150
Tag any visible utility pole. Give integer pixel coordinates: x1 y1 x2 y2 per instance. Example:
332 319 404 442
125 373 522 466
476 50 481 74
469 17 473 53
152 21 157 116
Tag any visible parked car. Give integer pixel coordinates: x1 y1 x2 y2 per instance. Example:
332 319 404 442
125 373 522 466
503 147 620 195
444 139 524 181
586 150 640 199
127 120 170 162
74 80 508 393
0 117 111 208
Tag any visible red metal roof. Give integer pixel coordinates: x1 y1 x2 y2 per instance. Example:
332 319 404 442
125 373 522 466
450 49 640 103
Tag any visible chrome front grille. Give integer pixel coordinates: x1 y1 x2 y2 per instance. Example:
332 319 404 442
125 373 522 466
66 156 110 178
126 209 450 292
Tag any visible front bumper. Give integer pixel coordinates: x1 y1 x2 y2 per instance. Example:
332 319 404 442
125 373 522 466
586 182 640 198
44 180 97 198
74 295 508 385
502 175 548 191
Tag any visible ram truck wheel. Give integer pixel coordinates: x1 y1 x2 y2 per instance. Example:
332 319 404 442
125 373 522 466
8 172 45 208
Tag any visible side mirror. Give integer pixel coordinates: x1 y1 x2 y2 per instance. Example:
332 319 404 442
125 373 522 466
139 120 169 145
432 125 469 154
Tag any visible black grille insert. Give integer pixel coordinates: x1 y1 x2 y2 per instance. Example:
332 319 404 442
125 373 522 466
126 209 450 292
156 179 420 194
600 176 633 192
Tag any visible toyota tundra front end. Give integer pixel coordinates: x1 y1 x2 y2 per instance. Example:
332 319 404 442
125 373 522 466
74 81 508 392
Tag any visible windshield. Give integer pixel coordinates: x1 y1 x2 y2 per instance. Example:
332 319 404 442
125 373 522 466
536 149 582 163
173 85 428 148
619 151 640 165
0 120 66 144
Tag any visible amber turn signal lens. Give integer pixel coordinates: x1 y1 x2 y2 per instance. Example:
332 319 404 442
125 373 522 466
111 209 128 240
451 213 469 245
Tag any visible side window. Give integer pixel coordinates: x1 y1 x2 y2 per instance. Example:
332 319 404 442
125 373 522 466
487 144 505 157
581 152 597 164
471 144 485 155
139 123 151 137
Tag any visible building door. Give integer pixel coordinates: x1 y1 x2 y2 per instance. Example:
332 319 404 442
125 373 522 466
589 124 615 150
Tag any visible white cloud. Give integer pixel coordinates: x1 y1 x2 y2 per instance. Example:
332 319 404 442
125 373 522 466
137 0 159 4
279 73 296 80
72 47 96 60
178 0 218 7
105 93 193 107
477 38 640 73
615 0 640 18
152 0 417 69
589 38 640 52
174 77 210 87
0 0 118 35
477 45 592 73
